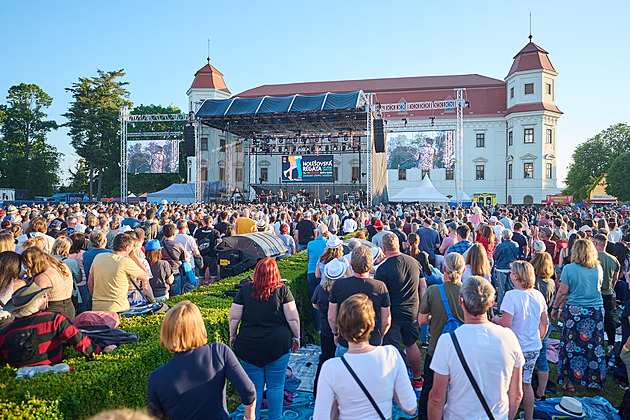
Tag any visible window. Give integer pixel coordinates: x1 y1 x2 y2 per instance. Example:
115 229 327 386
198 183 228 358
523 195 534 204
200 137 208 151
546 129 553 144
352 167 360 182
476 133 485 148
546 163 553 179
200 167 208 181
236 141 243 153
219 167 225 181
333 166 339 181
446 169 454 180
476 165 485 180
524 83 534 95
510 87 514 99
260 167 268 182
219 138 226 152
546 83 552 95
508 131 513 146
508 164 513 179
524 128 534 143
398 168 406 180
422 169 430 179
524 162 533 178
235 168 243 183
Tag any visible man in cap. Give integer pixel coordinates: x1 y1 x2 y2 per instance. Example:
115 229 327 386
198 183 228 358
489 216 505 243
0 283 112 368
328 245 391 356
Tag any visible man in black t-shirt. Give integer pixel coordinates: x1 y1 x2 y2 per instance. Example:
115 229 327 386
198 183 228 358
328 245 391 356
214 211 230 236
194 216 222 285
374 232 425 390
295 211 316 251
511 222 528 258
391 219 408 252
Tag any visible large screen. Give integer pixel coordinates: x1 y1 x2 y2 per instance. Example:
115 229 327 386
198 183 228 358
127 140 179 174
281 155 334 183
386 131 454 170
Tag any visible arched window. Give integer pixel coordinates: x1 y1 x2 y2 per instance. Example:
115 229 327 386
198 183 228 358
523 195 534 204
507 195 512 205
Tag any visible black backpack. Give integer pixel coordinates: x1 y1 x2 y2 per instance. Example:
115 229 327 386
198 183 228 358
141 220 158 243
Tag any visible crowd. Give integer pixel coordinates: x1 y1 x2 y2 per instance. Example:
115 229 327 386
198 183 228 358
1 199 630 419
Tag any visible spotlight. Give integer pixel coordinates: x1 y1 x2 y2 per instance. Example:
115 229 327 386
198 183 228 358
429 116 435 126
278 138 284 144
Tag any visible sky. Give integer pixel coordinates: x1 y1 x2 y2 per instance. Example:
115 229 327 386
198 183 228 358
1 0 628 188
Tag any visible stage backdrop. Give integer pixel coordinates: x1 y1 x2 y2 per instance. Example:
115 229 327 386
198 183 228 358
281 155 334 183
127 140 179 174
386 131 454 171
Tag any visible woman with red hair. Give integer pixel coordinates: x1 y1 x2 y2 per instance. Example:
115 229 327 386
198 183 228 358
229 257 301 420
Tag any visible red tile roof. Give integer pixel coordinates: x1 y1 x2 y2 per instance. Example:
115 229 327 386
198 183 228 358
189 63 230 93
505 102 563 115
506 42 556 78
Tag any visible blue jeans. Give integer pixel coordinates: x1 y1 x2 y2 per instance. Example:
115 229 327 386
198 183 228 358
241 352 290 420
536 327 551 372
421 325 429 343
297 244 308 252
77 284 92 314
335 344 348 357
169 273 182 296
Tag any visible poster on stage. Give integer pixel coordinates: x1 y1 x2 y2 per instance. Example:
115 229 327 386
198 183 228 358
281 155 334 183
127 140 179 174
386 131 455 170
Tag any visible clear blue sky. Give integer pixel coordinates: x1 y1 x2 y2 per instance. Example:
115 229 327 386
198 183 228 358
1 0 628 187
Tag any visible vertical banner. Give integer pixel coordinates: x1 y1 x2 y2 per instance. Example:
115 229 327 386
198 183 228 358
282 155 333 183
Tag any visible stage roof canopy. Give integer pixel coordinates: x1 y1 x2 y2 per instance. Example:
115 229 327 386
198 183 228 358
195 91 368 136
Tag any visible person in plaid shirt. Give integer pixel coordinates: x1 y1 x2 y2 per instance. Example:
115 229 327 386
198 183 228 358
446 225 472 255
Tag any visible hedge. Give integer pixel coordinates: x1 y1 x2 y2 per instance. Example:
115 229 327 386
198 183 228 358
0 252 311 419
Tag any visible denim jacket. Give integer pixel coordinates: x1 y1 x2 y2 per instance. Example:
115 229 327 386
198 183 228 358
493 239 519 269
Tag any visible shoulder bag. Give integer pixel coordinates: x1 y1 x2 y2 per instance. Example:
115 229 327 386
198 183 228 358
341 355 387 420
450 332 495 420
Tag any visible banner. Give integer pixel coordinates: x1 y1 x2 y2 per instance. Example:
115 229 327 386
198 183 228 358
127 140 179 174
544 195 573 204
281 155 333 183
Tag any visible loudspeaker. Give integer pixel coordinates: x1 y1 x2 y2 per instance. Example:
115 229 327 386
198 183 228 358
184 124 195 156
373 119 385 153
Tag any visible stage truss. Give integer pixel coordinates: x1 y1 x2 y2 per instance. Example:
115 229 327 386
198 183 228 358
118 108 191 203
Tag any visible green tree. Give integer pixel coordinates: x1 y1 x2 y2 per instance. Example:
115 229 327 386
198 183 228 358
606 152 630 201
127 104 186 194
0 83 59 197
64 69 131 200
67 159 89 193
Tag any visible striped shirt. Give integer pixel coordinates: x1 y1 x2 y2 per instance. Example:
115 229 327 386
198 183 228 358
0 311 100 368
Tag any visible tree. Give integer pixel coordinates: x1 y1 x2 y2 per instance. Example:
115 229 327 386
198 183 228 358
67 159 89 193
127 104 186 194
64 70 131 199
606 152 630 201
0 83 59 197
562 123 630 201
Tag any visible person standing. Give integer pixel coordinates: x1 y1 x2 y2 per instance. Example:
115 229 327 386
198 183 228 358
306 224 329 331
417 253 465 420
416 219 441 267
446 225 471 255
374 233 425 390
428 276 524 420
160 223 187 297
235 209 256 235
592 233 620 350
494 229 520 309
194 216 222 285
295 211 317 252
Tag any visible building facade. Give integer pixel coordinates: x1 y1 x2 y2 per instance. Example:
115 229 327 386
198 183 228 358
188 40 561 204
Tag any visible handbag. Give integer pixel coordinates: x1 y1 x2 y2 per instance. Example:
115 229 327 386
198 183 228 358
341 355 387 420
181 261 198 286
450 332 495 420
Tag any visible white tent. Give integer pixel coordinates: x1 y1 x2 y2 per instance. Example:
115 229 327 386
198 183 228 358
146 183 197 204
389 176 450 204
449 191 472 202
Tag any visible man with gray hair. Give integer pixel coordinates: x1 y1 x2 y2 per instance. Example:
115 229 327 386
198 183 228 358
81 230 113 313
493 229 520 308
428 276 524 420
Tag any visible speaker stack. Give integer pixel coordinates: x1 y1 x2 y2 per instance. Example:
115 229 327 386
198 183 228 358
184 124 195 157
373 119 385 153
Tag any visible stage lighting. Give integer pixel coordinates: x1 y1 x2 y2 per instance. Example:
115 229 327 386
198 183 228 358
293 138 298 143
278 138 284 144
328 136 332 142
430 116 435 126
344 136 348 142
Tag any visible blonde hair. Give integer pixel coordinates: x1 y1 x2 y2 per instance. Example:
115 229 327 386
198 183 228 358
530 251 554 279
21 246 70 279
444 252 465 283
22 236 48 252
320 275 336 293
319 246 343 264
160 300 207 352
337 293 374 344
510 260 535 289
0 232 15 253
51 237 72 257
465 243 490 277
571 238 599 269
87 409 154 420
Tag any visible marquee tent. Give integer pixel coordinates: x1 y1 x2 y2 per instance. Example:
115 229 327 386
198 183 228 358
147 183 197 204
389 176 450 205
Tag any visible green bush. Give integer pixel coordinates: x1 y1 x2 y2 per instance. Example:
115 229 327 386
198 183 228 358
0 253 311 419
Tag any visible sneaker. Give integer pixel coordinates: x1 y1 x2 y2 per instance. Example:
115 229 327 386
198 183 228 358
620 382 629 391
411 377 424 392
421 342 429 349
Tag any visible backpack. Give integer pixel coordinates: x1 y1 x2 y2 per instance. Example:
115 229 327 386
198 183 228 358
197 229 217 257
438 284 463 335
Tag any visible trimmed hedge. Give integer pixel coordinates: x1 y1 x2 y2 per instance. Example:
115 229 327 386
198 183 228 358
0 252 310 419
